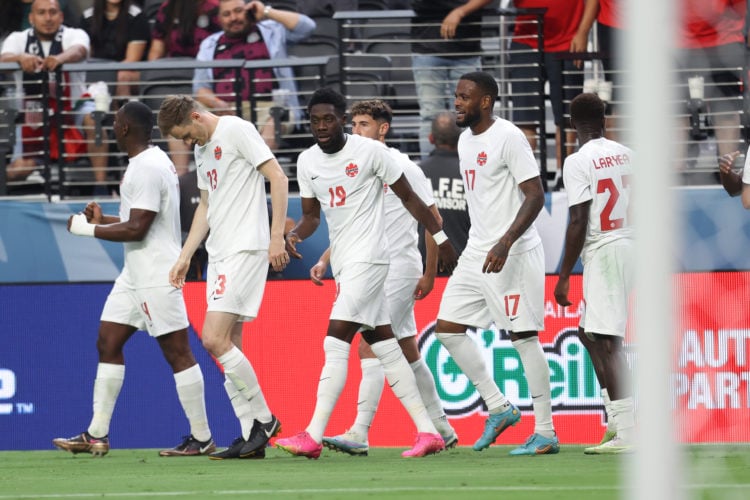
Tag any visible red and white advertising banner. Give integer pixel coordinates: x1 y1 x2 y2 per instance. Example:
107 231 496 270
183 273 750 445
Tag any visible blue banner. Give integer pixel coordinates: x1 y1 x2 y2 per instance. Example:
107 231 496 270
0 283 241 450
1 188 749 284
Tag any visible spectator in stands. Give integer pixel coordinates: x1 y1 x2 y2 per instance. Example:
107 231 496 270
193 0 315 150
509 0 598 184
80 0 150 191
0 0 92 191
411 0 492 159
147 0 221 175
677 0 746 183
80 0 149 99
1 0 82 192
418 111 470 271
147 0 220 60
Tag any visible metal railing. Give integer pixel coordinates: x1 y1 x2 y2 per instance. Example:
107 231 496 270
1 56 329 199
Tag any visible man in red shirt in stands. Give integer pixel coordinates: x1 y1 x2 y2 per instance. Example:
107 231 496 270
508 0 599 189
677 0 747 182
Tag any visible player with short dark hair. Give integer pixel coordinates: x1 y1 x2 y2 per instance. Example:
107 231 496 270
316 99 458 455
275 88 458 459
554 92 635 454
434 71 559 456
54 100 215 457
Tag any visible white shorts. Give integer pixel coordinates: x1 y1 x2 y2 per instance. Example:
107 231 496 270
438 244 545 332
385 276 419 340
206 251 268 322
331 262 390 331
100 282 188 337
580 241 633 337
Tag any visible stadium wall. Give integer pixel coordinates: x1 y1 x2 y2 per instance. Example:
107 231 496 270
1 187 749 449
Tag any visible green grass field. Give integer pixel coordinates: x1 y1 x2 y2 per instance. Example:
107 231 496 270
0 445 748 499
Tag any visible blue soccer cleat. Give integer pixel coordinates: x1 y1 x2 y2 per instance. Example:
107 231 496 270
472 403 521 451
509 433 560 456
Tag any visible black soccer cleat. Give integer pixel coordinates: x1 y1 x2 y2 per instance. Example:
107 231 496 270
159 435 216 457
239 415 281 458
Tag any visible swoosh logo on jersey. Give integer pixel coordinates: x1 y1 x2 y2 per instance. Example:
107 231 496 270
312 175 320 180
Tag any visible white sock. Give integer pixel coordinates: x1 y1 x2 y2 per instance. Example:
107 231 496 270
436 332 509 413
306 336 350 442
370 338 436 434
174 365 211 442
88 363 125 438
512 337 554 437
410 359 453 437
611 397 635 442
602 388 617 432
350 358 384 439
224 377 254 439
217 346 272 424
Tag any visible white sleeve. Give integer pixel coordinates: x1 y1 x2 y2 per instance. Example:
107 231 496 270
296 152 314 199
506 126 541 184
62 27 90 54
563 154 592 207
373 142 403 185
1 31 26 55
232 119 275 168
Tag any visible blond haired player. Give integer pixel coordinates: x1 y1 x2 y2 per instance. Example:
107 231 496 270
158 95 289 460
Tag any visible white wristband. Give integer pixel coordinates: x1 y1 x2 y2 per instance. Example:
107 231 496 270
432 230 448 246
69 213 96 237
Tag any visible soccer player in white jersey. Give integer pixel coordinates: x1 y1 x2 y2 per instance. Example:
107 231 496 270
275 88 458 459
56 101 214 457
157 95 290 460
554 93 635 454
435 71 559 456
308 100 458 455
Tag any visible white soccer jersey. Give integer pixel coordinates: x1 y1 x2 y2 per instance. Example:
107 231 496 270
383 147 435 278
297 134 403 277
458 117 541 255
116 146 181 288
562 137 633 262
194 116 275 260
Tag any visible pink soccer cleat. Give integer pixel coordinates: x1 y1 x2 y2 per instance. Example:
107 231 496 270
275 431 323 459
401 432 445 458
